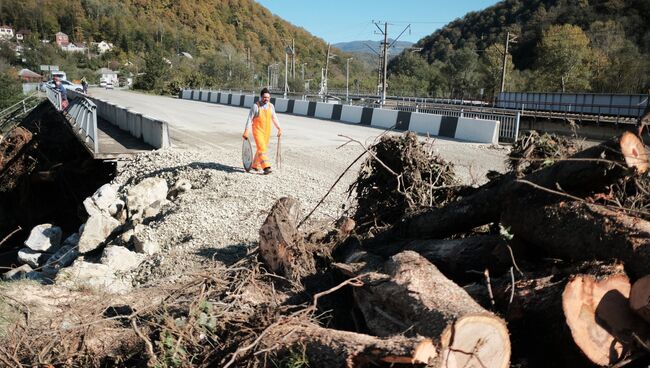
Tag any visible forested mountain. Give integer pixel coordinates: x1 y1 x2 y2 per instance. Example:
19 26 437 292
0 0 373 94
334 39 414 56
389 0 650 99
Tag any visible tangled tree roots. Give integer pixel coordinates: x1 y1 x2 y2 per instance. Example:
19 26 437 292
349 132 458 234
508 130 583 176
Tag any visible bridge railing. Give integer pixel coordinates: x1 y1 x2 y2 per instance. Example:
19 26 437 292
45 85 62 111
66 90 99 153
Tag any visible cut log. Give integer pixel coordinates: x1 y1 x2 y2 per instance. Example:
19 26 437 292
501 199 650 277
0 126 33 172
465 262 634 367
368 235 512 282
630 275 650 323
354 251 510 368
365 132 647 247
258 320 438 367
562 267 645 366
258 197 316 281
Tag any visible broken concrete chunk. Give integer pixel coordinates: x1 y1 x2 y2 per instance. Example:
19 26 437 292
3 264 33 280
92 184 119 211
100 246 145 272
126 178 168 221
56 260 132 294
77 213 121 253
24 224 62 252
17 247 48 268
134 239 160 255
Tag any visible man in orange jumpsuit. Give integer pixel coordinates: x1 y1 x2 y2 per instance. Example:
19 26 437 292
242 88 282 174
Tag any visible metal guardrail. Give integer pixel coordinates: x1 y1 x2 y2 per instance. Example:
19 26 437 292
46 87 99 154
0 93 42 134
393 103 520 142
45 85 62 111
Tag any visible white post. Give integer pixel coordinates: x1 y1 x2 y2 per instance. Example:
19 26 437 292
284 53 288 99
346 57 353 103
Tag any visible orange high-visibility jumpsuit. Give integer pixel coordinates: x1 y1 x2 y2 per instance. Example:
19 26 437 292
251 102 273 170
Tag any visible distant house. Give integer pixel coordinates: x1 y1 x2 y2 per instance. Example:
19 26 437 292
91 40 114 54
54 32 69 47
0 25 14 39
96 67 118 83
16 29 30 42
61 42 86 53
18 68 42 82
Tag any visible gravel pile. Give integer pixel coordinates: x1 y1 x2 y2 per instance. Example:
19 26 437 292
112 145 360 286
109 136 509 288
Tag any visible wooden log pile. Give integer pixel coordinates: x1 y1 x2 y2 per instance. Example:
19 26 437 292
256 131 650 367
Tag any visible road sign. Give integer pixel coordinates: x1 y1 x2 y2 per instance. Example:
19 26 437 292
39 65 59 71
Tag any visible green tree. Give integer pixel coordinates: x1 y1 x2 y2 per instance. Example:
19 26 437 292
0 70 24 110
135 49 167 91
536 24 593 92
479 43 514 100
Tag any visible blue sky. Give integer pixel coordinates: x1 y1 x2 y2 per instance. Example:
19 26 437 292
255 0 500 44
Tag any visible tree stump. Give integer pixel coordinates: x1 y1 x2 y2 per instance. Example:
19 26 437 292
258 320 438 367
354 251 510 368
562 264 645 366
258 197 317 281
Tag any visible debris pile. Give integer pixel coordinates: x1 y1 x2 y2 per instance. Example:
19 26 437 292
5 129 650 367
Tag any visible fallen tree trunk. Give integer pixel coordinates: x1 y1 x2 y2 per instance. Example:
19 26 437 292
501 199 650 277
354 251 510 368
258 320 438 367
0 126 33 172
368 235 512 282
365 132 647 247
563 265 645 366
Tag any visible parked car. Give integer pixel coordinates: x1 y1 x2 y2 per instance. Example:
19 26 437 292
44 79 84 92
105 81 114 89
100 79 107 87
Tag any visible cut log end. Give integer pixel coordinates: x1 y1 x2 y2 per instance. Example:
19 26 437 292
630 275 650 323
380 339 438 365
439 314 511 368
620 131 648 173
562 273 636 366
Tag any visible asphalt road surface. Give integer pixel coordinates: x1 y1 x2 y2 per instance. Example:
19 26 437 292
89 87 508 184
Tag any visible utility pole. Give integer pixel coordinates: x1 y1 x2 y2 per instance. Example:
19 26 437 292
301 63 307 81
292 38 295 79
500 31 516 93
374 21 411 107
284 52 288 98
346 57 353 103
323 44 336 96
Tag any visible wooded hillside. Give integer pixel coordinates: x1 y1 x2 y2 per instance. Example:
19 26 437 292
0 0 377 94
389 0 650 99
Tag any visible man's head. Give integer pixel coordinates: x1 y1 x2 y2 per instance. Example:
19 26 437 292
53 76 60 84
260 87 271 103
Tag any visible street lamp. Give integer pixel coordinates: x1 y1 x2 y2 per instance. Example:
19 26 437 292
284 46 293 99
346 57 353 103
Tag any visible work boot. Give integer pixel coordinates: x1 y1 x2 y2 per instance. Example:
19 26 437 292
263 167 272 175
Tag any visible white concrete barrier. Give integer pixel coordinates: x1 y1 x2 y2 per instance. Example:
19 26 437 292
408 113 441 136
126 111 143 138
182 90 191 99
244 95 255 107
315 103 334 119
274 98 289 113
292 100 309 115
455 117 500 144
209 92 219 103
340 105 363 123
200 90 209 102
115 106 128 131
370 108 399 129
230 93 242 105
